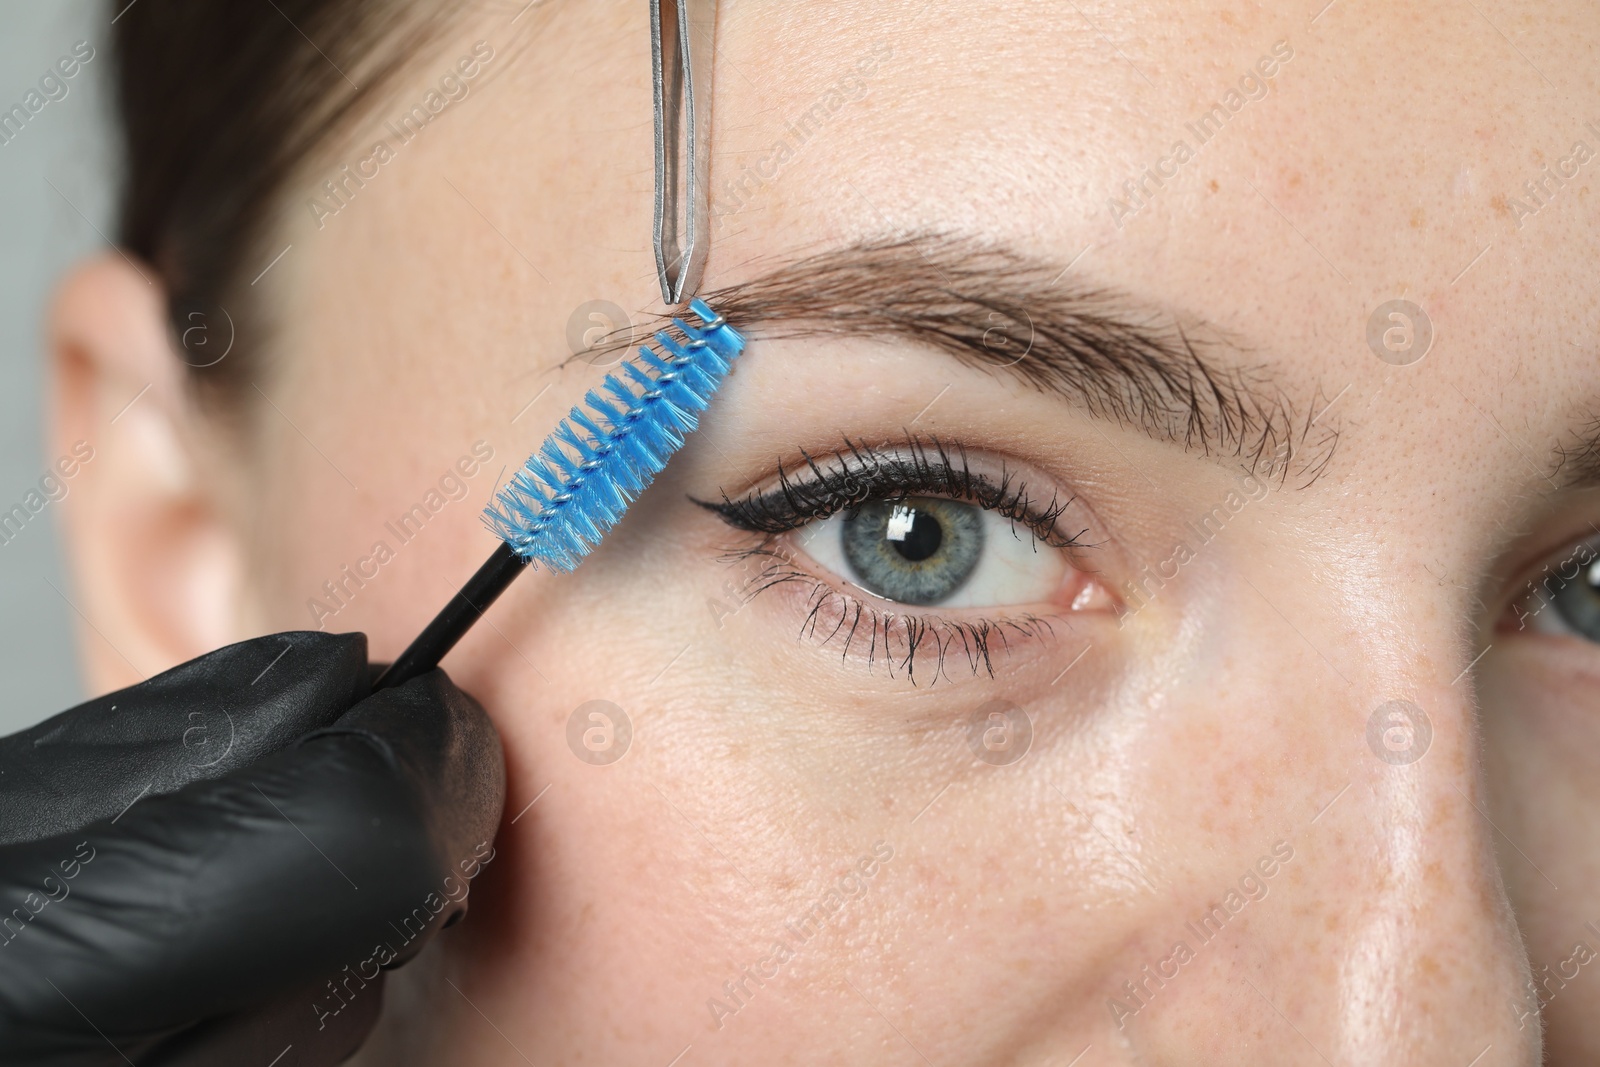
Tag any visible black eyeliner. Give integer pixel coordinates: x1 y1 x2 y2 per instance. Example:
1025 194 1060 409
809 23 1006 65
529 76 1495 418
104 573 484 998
693 434 1084 549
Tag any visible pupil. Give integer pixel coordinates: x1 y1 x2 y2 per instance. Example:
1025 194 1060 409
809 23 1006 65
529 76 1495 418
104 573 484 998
893 511 943 562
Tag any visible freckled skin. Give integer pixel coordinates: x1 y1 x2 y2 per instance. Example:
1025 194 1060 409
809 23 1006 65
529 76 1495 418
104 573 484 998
53 0 1600 1062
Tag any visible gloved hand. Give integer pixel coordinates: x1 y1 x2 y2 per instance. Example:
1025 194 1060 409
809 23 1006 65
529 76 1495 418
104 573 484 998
0 631 506 1066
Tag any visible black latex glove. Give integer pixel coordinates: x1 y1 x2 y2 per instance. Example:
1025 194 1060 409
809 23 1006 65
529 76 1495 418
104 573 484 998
0 632 506 1066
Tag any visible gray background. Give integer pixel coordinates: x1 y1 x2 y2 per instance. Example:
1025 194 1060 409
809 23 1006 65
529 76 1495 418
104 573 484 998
0 1 113 733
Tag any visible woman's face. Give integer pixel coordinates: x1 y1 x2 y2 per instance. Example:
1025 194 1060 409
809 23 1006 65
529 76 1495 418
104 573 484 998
55 0 1600 1062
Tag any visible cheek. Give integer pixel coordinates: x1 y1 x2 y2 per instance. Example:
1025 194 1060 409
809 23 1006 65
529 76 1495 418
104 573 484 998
421 509 1301 1055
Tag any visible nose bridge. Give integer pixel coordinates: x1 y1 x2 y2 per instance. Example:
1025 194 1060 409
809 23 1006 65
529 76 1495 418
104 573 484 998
1326 657 1537 1063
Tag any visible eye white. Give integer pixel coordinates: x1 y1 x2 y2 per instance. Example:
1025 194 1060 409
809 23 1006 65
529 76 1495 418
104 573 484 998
793 505 1067 609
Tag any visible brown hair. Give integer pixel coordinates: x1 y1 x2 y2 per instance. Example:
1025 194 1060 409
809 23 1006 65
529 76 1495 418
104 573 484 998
112 1 454 400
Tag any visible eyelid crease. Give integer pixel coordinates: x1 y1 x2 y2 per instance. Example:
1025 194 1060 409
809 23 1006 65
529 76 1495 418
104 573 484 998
693 433 1090 551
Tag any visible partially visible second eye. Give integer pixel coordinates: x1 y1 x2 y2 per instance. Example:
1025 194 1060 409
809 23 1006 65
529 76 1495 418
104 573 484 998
795 495 1068 608
1530 552 1600 641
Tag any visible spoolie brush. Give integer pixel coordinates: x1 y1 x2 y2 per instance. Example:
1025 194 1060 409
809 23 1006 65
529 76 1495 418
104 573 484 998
370 298 745 691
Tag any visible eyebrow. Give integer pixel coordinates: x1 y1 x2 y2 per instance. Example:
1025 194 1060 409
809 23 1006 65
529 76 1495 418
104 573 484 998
603 233 1339 481
1552 414 1600 491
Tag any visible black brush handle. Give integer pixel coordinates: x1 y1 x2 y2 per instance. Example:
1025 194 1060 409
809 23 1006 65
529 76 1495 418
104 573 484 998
371 541 529 692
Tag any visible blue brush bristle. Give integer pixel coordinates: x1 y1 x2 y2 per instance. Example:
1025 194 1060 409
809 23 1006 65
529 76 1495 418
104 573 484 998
484 298 746 572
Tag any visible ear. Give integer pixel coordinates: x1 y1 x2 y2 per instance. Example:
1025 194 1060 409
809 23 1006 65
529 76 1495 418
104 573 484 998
48 255 249 696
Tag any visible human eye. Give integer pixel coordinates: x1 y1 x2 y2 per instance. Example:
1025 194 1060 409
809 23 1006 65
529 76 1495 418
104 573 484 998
1501 534 1600 639
695 436 1115 681
797 493 1062 609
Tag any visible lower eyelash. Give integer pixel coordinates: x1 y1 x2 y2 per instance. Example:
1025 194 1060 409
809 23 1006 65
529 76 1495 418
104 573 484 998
726 541 1059 685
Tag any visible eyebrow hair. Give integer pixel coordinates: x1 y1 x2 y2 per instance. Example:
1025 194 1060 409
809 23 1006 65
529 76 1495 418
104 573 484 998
1552 414 1600 491
608 233 1339 481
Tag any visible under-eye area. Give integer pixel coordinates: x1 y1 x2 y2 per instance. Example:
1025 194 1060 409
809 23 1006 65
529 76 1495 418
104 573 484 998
696 435 1117 683
717 539 1066 683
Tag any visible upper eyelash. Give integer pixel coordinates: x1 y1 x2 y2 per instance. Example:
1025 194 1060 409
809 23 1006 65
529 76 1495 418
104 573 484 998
693 433 1087 549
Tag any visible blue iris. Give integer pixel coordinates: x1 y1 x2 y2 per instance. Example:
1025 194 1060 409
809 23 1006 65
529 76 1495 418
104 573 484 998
1551 558 1600 639
840 497 984 606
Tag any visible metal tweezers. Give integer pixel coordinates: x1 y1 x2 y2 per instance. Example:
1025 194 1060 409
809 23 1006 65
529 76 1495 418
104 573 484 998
651 0 717 306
